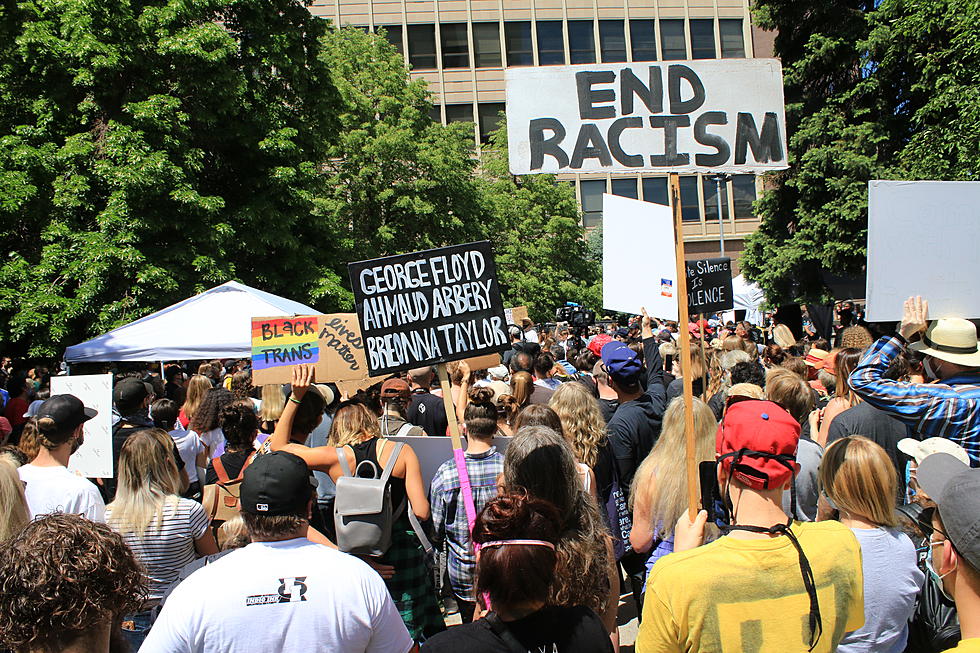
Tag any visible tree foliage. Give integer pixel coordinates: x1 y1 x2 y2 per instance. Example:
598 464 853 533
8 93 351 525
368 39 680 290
741 0 980 305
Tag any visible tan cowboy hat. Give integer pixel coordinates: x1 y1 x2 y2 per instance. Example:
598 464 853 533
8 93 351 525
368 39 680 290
909 318 980 367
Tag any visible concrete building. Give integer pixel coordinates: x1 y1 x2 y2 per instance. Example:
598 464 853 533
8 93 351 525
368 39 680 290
310 0 775 265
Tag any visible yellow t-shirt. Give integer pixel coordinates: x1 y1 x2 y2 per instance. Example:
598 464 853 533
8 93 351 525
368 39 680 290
636 520 864 653
946 639 980 652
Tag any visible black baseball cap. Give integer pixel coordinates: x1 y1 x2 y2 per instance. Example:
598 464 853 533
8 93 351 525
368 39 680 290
112 377 153 407
240 451 316 516
36 395 97 433
918 453 980 571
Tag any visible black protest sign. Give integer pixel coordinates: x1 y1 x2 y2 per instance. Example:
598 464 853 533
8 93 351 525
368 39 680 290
348 241 509 376
685 257 734 315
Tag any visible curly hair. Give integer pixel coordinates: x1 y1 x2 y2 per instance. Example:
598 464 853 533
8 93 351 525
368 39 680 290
189 387 233 433
549 382 608 468
0 513 147 650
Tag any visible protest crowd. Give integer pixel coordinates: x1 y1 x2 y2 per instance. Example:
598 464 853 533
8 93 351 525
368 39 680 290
2 294 980 653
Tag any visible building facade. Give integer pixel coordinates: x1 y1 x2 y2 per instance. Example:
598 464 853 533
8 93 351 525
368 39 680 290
311 0 776 266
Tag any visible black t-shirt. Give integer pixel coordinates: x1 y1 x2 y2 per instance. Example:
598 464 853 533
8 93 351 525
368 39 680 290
827 401 910 496
421 606 612 653
205 450 252 485
408 390 448 436
598 397 619 424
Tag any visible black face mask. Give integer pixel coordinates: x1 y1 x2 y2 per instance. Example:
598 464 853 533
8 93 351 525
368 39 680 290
715 449 823 652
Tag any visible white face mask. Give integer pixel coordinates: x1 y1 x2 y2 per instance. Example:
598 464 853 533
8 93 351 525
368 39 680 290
923 357 940 381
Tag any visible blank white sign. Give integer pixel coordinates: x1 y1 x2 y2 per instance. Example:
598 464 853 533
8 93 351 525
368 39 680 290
50 374 113 479
602 194 678 318
867 180 980 322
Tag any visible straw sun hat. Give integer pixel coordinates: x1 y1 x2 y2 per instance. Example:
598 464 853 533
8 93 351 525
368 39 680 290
909 318 980 367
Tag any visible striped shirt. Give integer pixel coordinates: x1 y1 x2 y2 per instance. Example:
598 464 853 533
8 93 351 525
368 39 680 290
429 448 504 601
106 498 209 603
850 335 980 465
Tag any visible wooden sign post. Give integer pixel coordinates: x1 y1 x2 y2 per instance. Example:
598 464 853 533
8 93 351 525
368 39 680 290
669 173 700 518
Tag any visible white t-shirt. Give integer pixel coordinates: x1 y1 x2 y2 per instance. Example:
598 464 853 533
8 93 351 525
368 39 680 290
140 538 413 653
18 464 105 522
170 429 204 481
106 498 209 603
191 428 224 457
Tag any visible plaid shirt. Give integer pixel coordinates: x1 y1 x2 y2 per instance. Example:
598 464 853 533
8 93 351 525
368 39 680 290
429 447 503 601
850 334 980 465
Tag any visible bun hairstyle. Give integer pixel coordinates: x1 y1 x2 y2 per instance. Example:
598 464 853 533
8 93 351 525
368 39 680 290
219 402 259 451
473 492 562 608
35 416 74 448
465 387 497 440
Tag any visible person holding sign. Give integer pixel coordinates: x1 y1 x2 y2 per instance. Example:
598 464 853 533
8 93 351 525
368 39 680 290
849 296 980 466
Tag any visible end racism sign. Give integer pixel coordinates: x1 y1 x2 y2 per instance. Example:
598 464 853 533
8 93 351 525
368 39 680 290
685 257 734 315
506 59 788 175
349 242 509 377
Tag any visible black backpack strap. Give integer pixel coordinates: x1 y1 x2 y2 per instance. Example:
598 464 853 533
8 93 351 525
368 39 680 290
484 612 527 653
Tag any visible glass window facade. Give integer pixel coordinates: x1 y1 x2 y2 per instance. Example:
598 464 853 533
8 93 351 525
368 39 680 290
441 23 470 68
568 20 596 64
689 19 716 59
611 177 638 199
505 22 533 66
630 20 657 62
702 176 730 222
445 103 474 124
719 19 745 58
679 176 701 222
580 180 605 228
478 102 505 143
732 175 757 218
378 25 403 55
642 177 669 206
407 24 437 69
599 20 627 63
660 20 686 60
473 23 502 67
536 21 565 65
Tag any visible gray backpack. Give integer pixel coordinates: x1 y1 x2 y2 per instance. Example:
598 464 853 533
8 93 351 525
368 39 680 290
334 441 404 556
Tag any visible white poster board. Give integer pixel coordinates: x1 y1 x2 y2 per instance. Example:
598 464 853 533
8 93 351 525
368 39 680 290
867 181 980 322
50 374 113 478
506 59 788 175
602 194 678 318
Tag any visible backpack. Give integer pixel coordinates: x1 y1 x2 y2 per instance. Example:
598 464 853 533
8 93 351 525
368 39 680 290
334 441 404 556
201 454 255 539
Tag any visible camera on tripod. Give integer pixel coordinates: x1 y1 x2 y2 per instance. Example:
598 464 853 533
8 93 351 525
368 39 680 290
555 302 596 329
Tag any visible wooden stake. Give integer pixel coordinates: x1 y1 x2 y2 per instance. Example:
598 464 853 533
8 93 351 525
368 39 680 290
670 173 700 519
437 363 464 450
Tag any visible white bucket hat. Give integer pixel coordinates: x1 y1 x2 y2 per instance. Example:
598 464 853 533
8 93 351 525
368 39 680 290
897 436 971 466
909 318 980 367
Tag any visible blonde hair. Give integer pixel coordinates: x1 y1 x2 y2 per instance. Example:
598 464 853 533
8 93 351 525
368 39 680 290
17 420 40 462
0 455 29 543
765 367 815 425
549 382 608 468
509 372 534 407
259 384 286 422
819 436 897 527
328 403 381 447
631 397 718 540
772 324 796 348
183 375 212 421
727 383 764 400
106 429 181 539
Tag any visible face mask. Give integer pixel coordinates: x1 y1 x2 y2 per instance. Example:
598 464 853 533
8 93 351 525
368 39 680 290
925 540 956 601
923 357 940 381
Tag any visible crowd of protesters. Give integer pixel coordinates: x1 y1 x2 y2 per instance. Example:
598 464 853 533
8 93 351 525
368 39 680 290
0 295 978 653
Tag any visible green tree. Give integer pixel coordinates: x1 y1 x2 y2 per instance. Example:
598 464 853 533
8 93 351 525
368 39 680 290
479 128 601 323
742 0 980 305
312 27 490 309
0 0 341 356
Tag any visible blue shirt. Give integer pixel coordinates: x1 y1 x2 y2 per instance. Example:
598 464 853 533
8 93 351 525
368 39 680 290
850 335 980 466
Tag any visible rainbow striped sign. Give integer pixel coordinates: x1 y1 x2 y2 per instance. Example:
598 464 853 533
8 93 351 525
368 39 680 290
251 317 320 371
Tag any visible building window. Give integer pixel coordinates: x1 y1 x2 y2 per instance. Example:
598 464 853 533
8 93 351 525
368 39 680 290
660 20 686 61
611 178 638 199
689 19 716 59
378 25 403 56
679 176 700 222
441 23 470 69
719 19 745 58
599 20 627 63
473 23 502 67
732 175 757 218
568 21 596 65
580 179 605 228
642 177 669 206
478 102 505 143
505 22 533 66
445 103 474 124
630 20 657 62
408 24 437 69
702 176 730 222
536 21 565 65
428 105 442 123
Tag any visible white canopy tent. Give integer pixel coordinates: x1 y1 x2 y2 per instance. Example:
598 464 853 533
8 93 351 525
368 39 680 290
721 275 766 326
64 281 321 362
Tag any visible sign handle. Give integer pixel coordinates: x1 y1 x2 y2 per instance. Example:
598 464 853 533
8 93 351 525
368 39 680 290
437 364 478 533
670 173 700 519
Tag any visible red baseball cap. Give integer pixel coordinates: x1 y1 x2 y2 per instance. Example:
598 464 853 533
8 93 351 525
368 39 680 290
716 400 801 490
588 334 613 358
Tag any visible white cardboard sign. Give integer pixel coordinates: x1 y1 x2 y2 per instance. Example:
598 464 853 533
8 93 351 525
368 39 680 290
867 181 980 322
50 374 113 479
506 59 788 175
602 194 678 318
